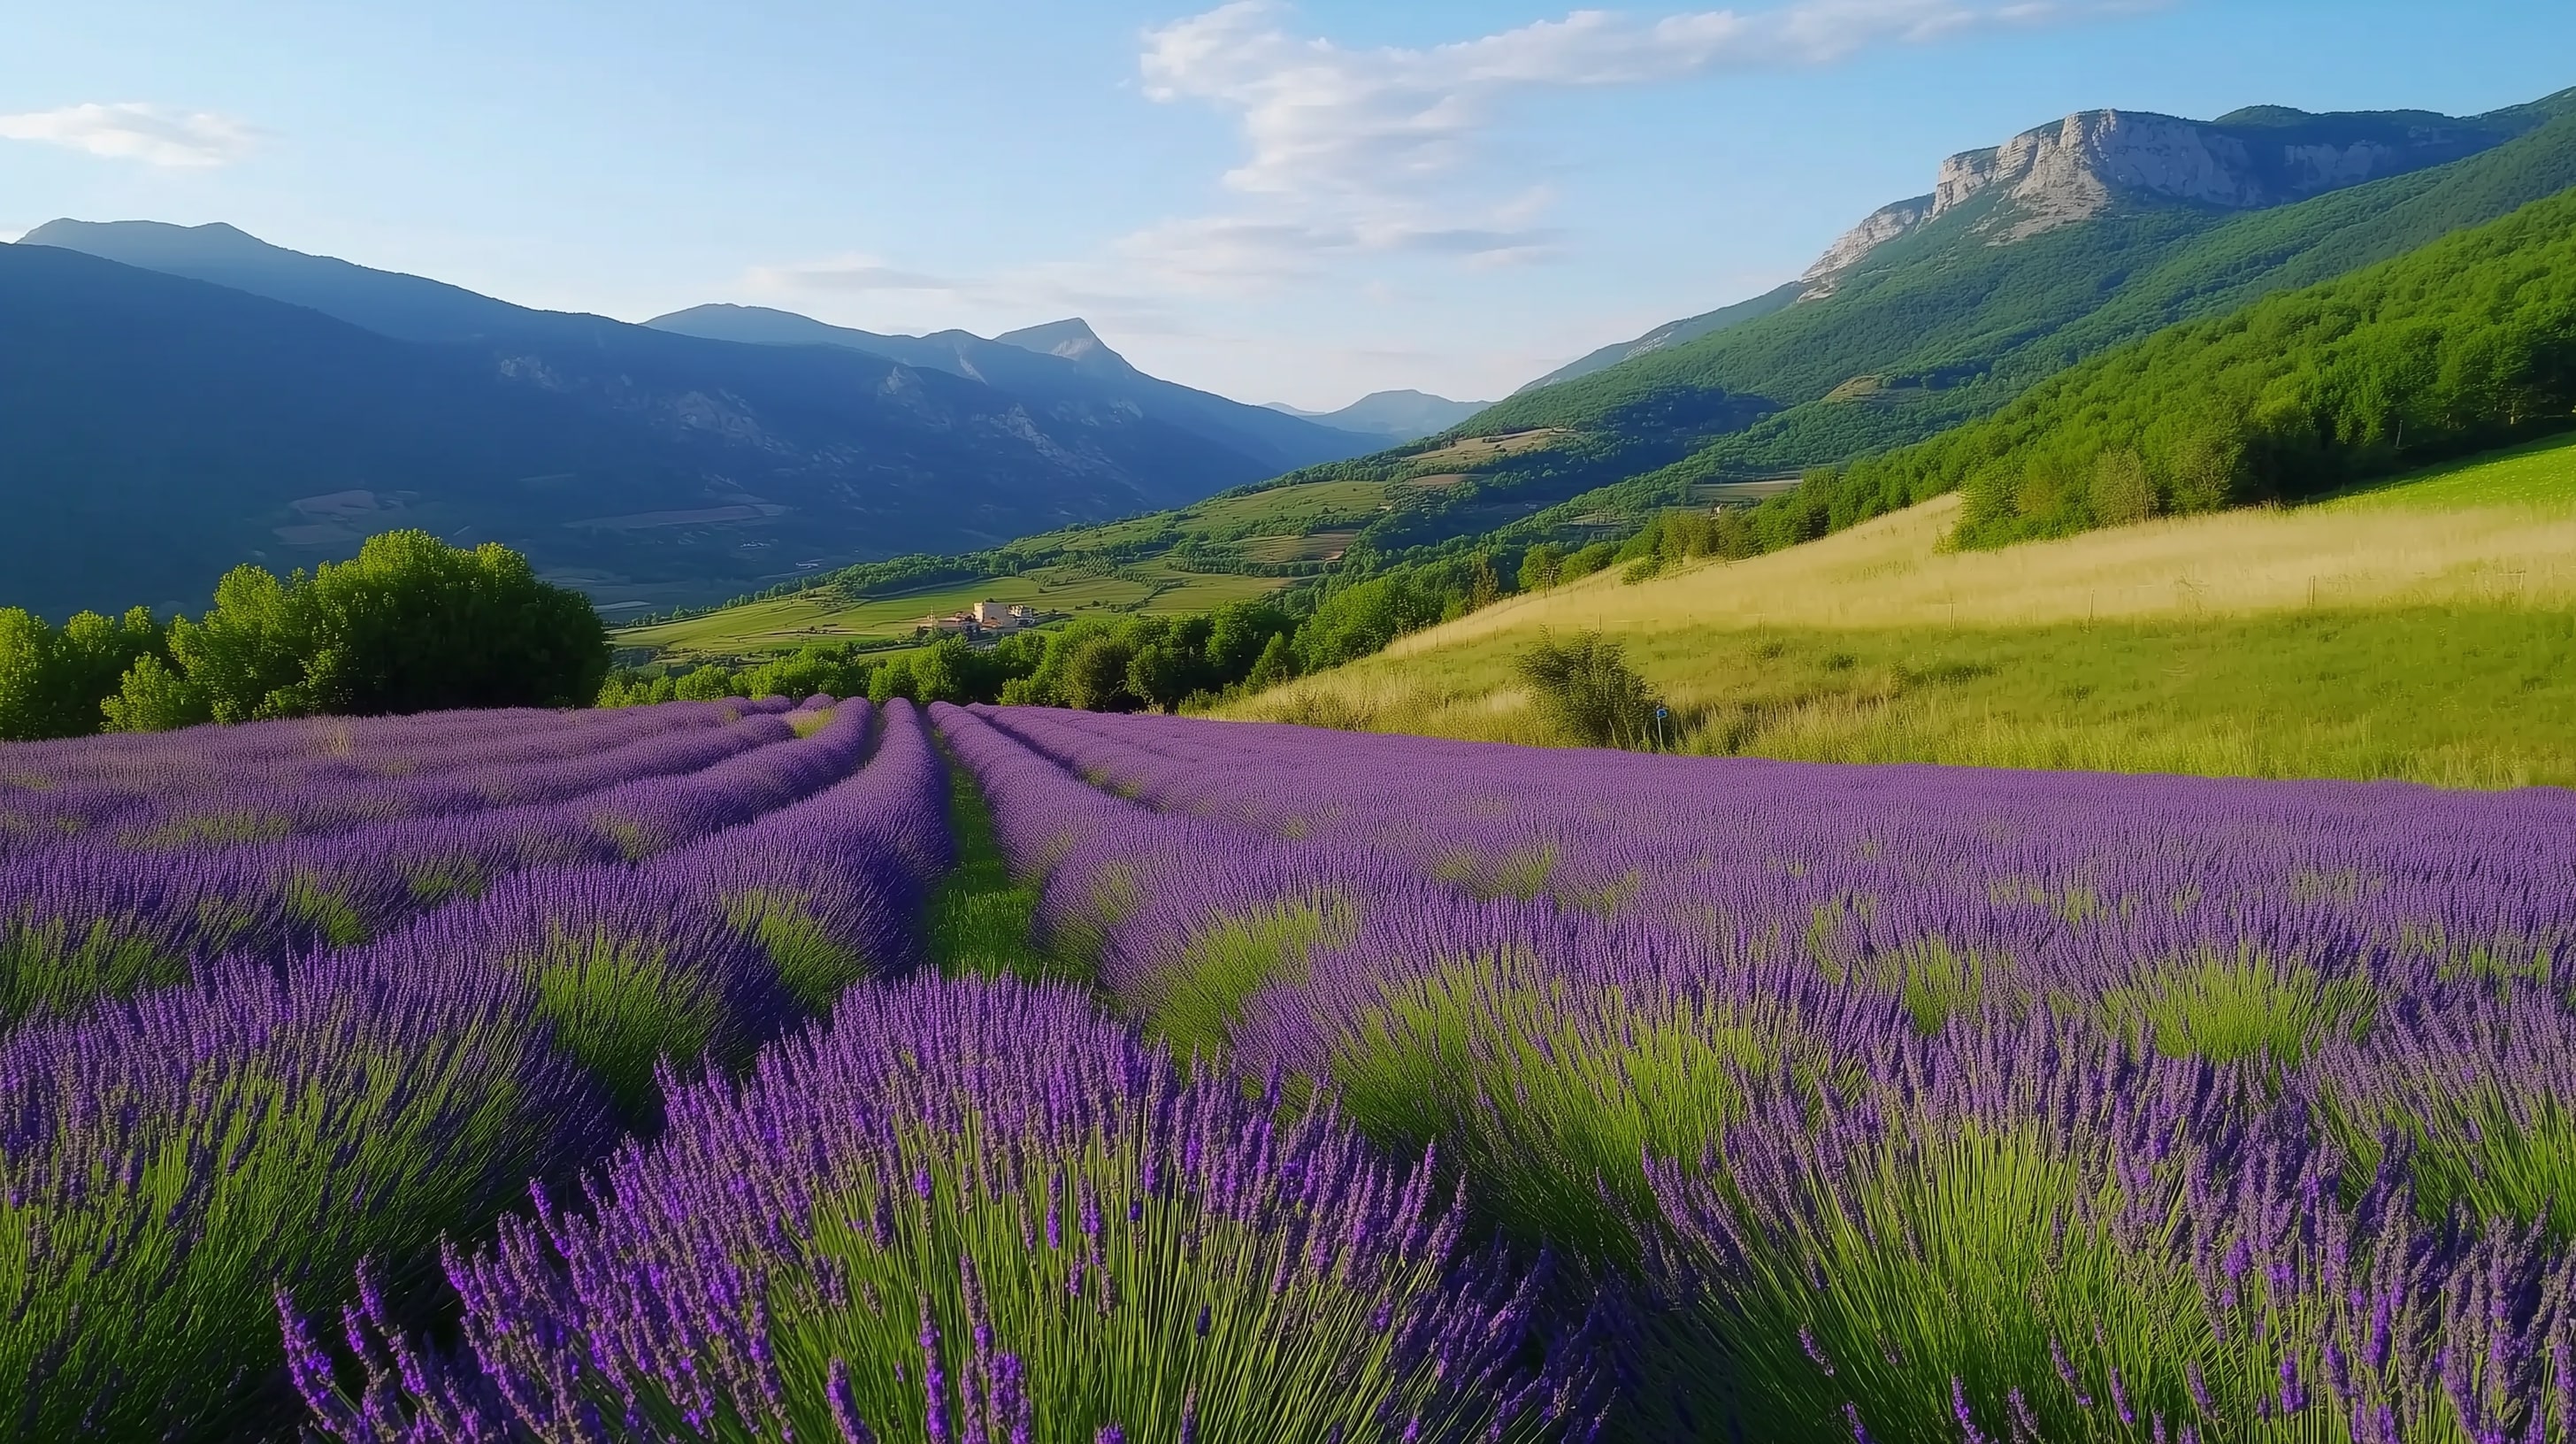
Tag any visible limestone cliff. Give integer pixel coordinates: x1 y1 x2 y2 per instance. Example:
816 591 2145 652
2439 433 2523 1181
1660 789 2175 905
1800 196 1934 298
1799 105 2512 294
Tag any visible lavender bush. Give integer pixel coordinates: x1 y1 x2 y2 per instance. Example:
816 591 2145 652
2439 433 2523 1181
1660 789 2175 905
939 705 2576 1440
1 698 952 1440
283 974 1605 1444
0 703 873 1027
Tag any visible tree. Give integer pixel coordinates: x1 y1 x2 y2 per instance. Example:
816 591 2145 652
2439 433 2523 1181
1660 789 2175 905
2 606 171 741
2088 449 2157 526
907 637 980 704
1126 641 1199 712
1244 632 1300 693
0 609 51 741
675 665 738 702
120 532 610 728
1518 543 1565 592
1060 632 1139 712
166 565 318 723
289 532 610 714
101 654 210 734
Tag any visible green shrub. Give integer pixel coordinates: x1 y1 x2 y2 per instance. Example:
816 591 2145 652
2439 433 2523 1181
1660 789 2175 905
1516 631 1663 749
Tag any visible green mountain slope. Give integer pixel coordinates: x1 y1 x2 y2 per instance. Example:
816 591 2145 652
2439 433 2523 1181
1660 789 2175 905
1476 96 2575 462
1811 182 2576 546
1514 282 1804 393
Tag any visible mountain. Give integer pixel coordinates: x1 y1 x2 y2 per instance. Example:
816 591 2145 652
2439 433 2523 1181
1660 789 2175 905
1475 88 2576 476
16 219 541 345
1817 182 2576 548
1263 390 1491 442
5 223 1377 619
1514 285 1803 393
642 304 1368 477
0 240 1317 620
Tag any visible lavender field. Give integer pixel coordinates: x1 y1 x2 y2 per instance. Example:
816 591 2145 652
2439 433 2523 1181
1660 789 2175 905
4 701 2573 1441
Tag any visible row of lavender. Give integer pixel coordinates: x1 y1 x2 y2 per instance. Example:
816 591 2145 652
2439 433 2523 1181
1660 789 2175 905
264 703 1607 1444
2 699 951 1438
0 701 863 1027
10 695 1577 1444
0 696 800 857
945 704 2576 1442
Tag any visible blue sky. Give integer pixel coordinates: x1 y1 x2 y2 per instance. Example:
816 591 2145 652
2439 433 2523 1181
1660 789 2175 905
4 1 2572 408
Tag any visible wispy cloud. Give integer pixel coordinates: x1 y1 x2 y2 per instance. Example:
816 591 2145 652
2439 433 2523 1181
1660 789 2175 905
0 103 257 168
1128 0 2148 280
742 253 955 293
739 0 2152 397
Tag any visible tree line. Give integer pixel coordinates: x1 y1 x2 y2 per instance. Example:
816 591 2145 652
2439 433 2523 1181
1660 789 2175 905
0 532 608 741
602 548 1555 713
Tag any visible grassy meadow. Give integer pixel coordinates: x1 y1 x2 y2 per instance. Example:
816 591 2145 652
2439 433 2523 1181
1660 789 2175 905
1229 434 2576 787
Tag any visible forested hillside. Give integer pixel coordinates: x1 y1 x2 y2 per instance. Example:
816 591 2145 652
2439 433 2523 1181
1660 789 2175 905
1476 96 2575 460
1785 184 2576 547
1422 93 2576 547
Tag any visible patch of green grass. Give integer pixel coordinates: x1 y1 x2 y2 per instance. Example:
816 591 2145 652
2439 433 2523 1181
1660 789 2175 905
0 915 188 1025
1176 479 1387 534
1696 1119 2332 1441
120 808 293 849
2319 428 2576 512
925 752 1067 984
1324 953 1771 1262
280 869 373 949
514 925 729 1115
1144 897 1355 1060
622 564 1291 663
2334 1077 2576 1241
2099 949 2374 1065
724 887 873 1012
1430 845 1559 902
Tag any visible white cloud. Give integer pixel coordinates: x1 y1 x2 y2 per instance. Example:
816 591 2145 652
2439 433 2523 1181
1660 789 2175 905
0 103 257 168
741 1 2154 398
1128 0 2147 281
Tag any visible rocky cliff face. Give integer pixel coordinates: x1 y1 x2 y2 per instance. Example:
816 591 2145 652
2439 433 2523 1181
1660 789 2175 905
1800 196 1934 298
1800 105 2512 292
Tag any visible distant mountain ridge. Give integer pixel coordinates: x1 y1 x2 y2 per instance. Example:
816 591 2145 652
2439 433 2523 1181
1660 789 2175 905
0 223 1376 619
641 303 1356 477
1263 390 1491 442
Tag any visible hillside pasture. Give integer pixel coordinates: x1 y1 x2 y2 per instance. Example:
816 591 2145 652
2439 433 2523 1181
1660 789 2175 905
1238 529 1360 564
1176 478 1386 534
1402 429 1567 469
1229 439 2576 787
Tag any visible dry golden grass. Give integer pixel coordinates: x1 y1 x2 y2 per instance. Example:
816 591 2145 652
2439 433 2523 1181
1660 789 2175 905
1226 456 2576 787
1394 491 2576 656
